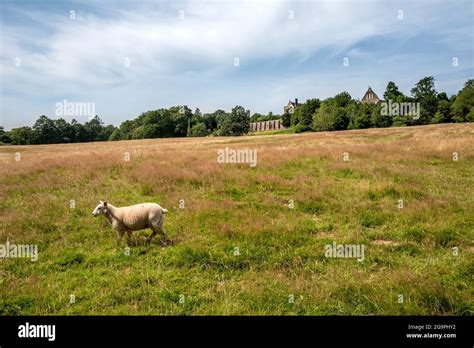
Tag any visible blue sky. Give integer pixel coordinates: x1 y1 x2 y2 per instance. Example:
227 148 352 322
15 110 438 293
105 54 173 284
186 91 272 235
0 0 473 129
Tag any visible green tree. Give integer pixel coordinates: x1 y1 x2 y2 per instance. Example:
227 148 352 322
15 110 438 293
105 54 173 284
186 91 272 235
101 124 116 141
32 115 59 144
383 81 404 101
437 92 449 101
334 92 352 107
369 103 391 128
251 112 281 123
452 79 474 122
141 109 176 138
8 126 35 145
350 103 373 129
313 99 350 131
215 110 229 132
218 106 249 136
189 123 208 137
191 108 203 131
109 128 122 141
194 108 202 119
202 112 219 133
294 99 320 127
0 126 11 143
282 111 291 128
463 79 474 89
411 76 438 124
115 119 137 140
69 119 86 142
433 99 452 123
54 118 74 143
84 116 106 142
169 105 193 137
250 113 265 122
411 76 437 99
313 102 335 131
131 126 146 139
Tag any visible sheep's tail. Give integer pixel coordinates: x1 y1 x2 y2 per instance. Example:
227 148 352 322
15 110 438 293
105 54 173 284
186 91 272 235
162 208 169 214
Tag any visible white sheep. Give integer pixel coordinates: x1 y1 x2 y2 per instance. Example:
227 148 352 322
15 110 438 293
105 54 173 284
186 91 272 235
92 201 169 245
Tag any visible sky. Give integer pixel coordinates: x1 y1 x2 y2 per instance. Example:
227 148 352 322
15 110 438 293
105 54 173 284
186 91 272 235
0 0 473 129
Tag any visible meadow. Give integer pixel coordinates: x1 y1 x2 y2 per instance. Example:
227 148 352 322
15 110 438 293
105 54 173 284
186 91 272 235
0 123 473 315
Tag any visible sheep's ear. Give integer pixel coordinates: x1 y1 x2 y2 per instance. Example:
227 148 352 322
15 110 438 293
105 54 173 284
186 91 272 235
100 200 103 204
103 202 108 207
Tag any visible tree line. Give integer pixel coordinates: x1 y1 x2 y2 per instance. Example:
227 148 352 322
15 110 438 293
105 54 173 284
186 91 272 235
0 115 115 145
1 76 472 145
287 77 473 133
0 105 251 145
109 105 250 140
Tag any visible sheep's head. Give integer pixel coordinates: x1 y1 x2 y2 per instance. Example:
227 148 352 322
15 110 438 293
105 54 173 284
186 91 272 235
92 201 108 217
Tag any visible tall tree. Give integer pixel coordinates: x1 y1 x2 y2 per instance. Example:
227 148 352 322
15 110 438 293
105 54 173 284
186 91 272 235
189 123 208 137
215 109 230 131
350 103 373 129
334 92 352 107
370 103 391 128
411 76 438 124
250 113 265 122
411 76 437 99
33 115 59 144
282 111 291 128
8 126 34 145
170 105 193 137
452 79 474 122
313 98 350 131
201 112 219 133
194 108 202 118
0 126 11 143
433 99 452 123
218 106 250 136
84 116 105 141
383 81 404 101
54 118 75 143
294 98 320 128
141 109 176 138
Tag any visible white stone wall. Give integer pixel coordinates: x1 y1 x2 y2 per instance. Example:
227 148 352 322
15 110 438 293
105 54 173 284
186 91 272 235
250 119 286 132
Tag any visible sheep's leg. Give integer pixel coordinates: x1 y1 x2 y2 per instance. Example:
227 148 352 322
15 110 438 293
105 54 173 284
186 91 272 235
148 225 169 245
116 230 125 245
152 225 169 246
146 228 157 243
158 226 171 246
148 216 169 245
126 229 133 246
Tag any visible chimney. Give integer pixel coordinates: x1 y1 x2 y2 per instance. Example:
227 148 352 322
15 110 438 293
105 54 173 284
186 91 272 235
295 98 298 105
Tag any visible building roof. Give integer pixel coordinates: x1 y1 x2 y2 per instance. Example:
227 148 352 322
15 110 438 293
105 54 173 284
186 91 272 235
361 86 381 103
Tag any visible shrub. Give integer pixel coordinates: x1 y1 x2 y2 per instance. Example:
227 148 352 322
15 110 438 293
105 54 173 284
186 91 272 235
294 124 312 133
189 123 209 137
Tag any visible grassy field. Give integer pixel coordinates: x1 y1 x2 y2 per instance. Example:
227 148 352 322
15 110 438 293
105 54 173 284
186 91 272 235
0 123 473 315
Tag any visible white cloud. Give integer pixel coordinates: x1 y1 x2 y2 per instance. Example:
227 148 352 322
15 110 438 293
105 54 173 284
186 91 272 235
1 1 398 86
0 0 472 128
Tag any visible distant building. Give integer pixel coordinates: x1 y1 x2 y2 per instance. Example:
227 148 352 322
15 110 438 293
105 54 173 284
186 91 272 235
283 98 301 114
361 87 381 104
250 119 286 132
